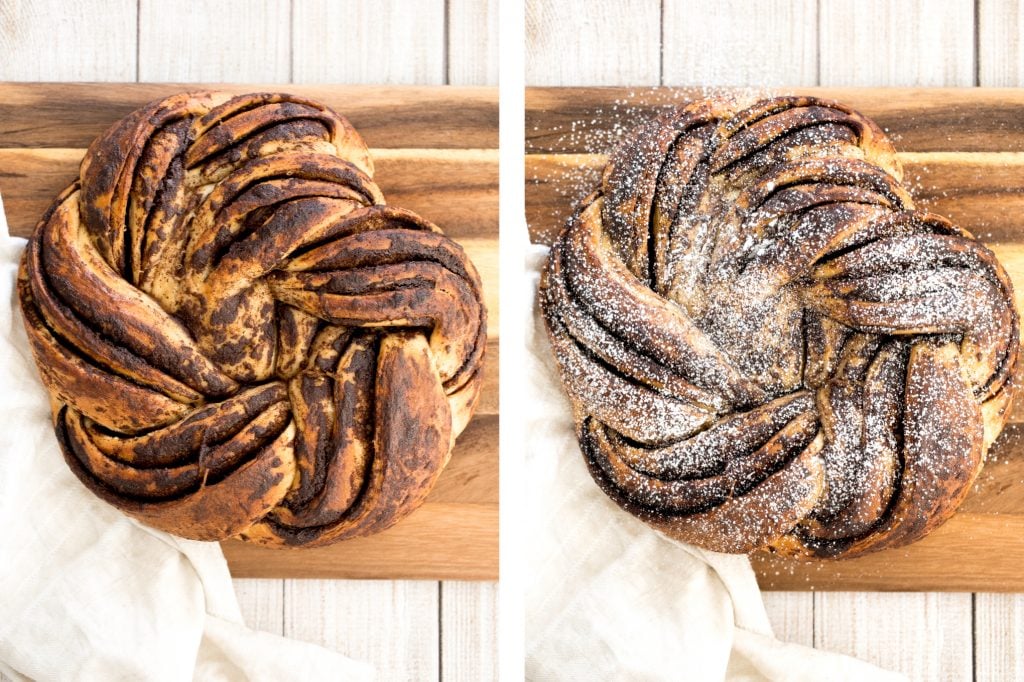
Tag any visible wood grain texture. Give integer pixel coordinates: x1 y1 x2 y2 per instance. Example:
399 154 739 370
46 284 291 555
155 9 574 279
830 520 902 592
662 0 817 87
761 592 814 647
138 0 290 83
0 0 137 81
448 0 499 86
226 504 497 580
233 579 285 635
526 87 1024 154
819 0 975 87
814 592 973 679
225 416 497 579
753 513 1024 592
525 0 661 86
979 0 1024 86
284 579 440 680
975 593 1024 680
292 0 445 84
224 414 497 579
441 581 498 681
525 150 1024 246
0 147 497 240
0 83 498 149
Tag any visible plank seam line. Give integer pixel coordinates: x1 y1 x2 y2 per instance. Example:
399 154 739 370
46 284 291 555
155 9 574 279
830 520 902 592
973 0 981 87
811 591 816 649
437 581 444 681
815 0 822 86
135 0 141 83
288 0 295 84
443 0 450 86
658 0 665 86
971 592 977 682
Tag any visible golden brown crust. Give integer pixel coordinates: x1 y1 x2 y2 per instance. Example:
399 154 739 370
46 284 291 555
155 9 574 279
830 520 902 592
19 91 486 547
540 96 1019 559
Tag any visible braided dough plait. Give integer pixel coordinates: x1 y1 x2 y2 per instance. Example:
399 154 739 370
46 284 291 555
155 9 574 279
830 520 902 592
540 96 1019 559
19 91 487 547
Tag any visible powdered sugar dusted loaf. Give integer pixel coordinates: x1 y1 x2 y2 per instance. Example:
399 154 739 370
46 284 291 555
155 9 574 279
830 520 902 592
540 96 1019 559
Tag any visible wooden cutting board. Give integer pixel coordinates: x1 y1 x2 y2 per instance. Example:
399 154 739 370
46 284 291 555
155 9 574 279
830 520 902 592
0 82 498 580
527 86 1024 592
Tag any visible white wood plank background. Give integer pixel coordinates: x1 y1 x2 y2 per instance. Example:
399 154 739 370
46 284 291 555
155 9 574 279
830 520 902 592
525 0 661 85
528 0 1024 679
0 1 498 681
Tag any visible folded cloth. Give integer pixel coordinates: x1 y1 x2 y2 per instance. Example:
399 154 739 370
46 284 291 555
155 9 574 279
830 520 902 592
0 195 373 682
524 245 905 681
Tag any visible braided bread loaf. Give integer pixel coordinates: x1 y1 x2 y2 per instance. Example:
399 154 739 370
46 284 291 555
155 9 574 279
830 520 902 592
540 96 1019 559
19 91 486 547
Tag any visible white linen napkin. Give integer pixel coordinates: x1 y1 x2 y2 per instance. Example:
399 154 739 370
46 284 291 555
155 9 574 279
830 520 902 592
524 245 905 681
0 194 374 681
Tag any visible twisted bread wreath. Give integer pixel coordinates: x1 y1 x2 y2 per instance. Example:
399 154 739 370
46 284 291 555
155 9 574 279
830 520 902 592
19 91 486 547
541 96 1019 559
